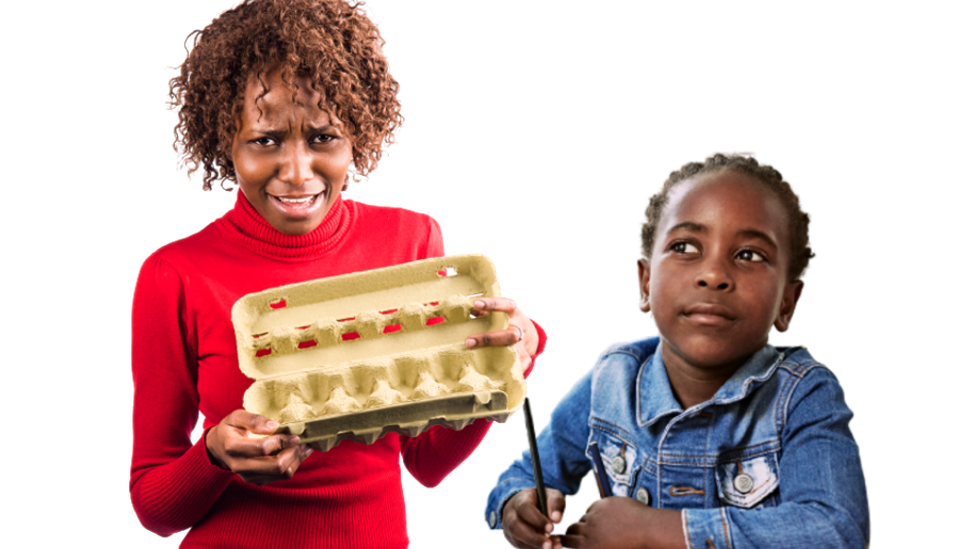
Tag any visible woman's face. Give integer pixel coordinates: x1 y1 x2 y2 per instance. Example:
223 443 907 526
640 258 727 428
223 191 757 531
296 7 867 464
231 70 352 236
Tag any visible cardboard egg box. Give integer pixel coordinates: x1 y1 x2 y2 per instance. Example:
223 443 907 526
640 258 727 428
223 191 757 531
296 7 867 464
231 254 524 451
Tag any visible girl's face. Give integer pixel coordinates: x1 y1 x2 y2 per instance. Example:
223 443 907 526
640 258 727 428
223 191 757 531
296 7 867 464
231 70 352 236
639 170 803 373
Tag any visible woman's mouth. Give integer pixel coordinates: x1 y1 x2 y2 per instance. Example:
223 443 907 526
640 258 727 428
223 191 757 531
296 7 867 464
269 191 324 215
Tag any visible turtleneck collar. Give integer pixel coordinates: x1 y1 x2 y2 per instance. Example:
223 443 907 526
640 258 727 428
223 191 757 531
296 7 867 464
218 189 352 260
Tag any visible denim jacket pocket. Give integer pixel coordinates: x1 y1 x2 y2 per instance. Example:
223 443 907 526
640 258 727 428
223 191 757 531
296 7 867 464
716 454 779 509
590 429 640 497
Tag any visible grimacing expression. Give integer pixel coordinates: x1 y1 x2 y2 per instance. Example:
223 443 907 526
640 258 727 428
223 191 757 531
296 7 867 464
231 70 353 236
639 170 803 372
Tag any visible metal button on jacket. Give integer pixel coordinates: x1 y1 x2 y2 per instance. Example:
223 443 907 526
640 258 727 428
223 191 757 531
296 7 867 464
489 510 497 528
733 473 754 494
635 487 650 505
611 455 626 475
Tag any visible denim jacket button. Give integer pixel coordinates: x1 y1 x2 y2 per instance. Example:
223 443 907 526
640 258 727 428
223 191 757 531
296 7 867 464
635 487 650 505
611 455 626 474
733 473 754 494
489 510 497 528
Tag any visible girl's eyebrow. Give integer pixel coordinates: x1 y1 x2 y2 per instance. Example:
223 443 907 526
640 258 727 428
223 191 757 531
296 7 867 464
737 228 778 250
666 221 706 235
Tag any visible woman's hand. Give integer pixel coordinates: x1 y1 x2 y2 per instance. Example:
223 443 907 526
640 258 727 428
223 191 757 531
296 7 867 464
465 298 539 372
205 410 313 486
502 487 566 549
559 498 684 549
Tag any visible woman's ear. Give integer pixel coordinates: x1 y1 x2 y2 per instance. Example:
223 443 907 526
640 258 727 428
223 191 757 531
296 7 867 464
774 280 804 332
638 258 652 313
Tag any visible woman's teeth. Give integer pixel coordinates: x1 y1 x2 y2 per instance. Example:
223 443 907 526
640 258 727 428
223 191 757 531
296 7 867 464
276 195 316 205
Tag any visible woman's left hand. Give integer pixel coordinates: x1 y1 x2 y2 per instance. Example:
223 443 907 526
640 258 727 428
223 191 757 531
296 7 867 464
465 297 538 373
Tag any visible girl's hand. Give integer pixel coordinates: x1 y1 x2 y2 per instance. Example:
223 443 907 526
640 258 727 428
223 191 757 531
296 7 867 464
502 488 566 549
560 498 684 549
465 297 539 373
205 409 313 486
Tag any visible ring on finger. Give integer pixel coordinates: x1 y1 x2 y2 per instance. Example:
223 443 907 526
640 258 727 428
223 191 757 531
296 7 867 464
512 324 524 342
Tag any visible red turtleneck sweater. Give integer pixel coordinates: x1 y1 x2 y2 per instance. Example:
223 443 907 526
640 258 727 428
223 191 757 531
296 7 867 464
130 192 545 548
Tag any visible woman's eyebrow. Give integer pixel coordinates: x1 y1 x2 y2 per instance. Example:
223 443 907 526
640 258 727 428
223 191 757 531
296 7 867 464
737 228 778 250
307 124 339 134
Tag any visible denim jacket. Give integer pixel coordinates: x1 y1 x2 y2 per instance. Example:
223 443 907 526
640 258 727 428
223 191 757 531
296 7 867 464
486 337 869 548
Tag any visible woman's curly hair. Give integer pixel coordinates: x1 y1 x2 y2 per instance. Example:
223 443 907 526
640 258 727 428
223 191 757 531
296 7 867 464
641 154 815 281
169 0 402 190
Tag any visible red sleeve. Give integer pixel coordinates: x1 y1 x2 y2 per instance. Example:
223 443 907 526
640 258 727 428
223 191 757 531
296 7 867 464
129 255 234 537
422 216 445 259
399 320 548 487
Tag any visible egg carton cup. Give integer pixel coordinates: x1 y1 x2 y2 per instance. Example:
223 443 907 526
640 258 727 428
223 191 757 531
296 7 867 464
231 254 524 452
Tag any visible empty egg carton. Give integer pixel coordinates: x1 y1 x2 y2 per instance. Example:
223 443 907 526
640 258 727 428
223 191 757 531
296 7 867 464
231 254 524 451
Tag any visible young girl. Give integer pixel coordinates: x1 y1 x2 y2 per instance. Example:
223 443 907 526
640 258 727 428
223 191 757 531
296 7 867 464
487 154 869 549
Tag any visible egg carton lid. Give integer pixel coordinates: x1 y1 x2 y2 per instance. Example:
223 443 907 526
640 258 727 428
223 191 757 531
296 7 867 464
231 254 524 449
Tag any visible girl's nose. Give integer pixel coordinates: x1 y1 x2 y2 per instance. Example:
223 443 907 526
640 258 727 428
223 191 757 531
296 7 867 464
695 261 734 291
279 144 315 186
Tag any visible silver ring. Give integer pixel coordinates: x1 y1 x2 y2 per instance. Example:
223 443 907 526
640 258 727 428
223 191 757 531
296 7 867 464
512 324 524 342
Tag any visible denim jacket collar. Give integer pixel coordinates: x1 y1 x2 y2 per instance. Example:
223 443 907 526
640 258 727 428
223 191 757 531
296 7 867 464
637 341 785 427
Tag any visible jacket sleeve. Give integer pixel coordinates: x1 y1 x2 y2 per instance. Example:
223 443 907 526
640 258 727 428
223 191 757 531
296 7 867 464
683 367 870 548
129 255 234 537
485 366 595 528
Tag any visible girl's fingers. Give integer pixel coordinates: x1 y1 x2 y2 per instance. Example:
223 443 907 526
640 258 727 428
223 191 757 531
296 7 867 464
547 489 566 523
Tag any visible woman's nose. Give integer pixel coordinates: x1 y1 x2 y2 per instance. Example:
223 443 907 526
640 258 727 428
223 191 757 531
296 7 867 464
695 259 734 291
279 144 315 186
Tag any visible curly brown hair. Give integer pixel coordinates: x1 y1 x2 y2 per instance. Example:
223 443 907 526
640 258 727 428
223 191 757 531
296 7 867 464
641 154 815 281
169 0 402 190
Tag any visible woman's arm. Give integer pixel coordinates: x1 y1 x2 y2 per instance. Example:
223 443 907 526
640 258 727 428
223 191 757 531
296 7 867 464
399 316 547 487
129 255 235 536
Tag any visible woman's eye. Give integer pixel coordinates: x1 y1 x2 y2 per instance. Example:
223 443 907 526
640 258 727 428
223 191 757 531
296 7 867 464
737 250 765 262
252 137 276 146
670 242 700 254
312 134 336 144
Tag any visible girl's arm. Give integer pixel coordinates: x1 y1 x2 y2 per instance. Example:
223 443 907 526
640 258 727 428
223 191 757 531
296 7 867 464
681 366 869 549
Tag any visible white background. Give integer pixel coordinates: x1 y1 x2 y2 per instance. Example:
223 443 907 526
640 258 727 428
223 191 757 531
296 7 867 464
3 1 974 546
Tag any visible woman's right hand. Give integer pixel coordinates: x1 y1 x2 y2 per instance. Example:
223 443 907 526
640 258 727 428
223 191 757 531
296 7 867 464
205 409 313 486
502 487 566 549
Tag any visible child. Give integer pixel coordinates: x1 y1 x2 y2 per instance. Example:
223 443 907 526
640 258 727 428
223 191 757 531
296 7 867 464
486 154 869 549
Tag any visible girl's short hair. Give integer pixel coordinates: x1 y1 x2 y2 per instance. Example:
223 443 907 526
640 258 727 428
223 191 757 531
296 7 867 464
641 154 815 281
169 0 402 190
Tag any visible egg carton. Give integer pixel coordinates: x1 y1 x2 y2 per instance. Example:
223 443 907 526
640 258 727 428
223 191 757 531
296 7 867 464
231 254 524 451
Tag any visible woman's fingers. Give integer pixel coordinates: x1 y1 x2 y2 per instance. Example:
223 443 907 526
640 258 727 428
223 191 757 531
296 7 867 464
466 297 538 358
466 327 522 349
207 409 313 484
472 297 518 314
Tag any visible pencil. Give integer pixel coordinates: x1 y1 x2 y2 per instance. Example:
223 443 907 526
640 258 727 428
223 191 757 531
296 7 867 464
523 397 548 518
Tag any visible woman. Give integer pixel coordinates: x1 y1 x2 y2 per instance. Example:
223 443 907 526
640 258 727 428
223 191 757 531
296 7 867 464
129 1 543 547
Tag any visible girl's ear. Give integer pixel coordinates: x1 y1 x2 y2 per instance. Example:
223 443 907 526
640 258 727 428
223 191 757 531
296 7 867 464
774 280 804 332
638 258 652 313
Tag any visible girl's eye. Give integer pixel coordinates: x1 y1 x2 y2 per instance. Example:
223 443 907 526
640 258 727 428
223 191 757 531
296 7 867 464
670 242 700 254
252 137 276 146
736 249 765 262
312 134 336 144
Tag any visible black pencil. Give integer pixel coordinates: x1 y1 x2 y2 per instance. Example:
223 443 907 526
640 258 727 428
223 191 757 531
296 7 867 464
523 397 548 518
